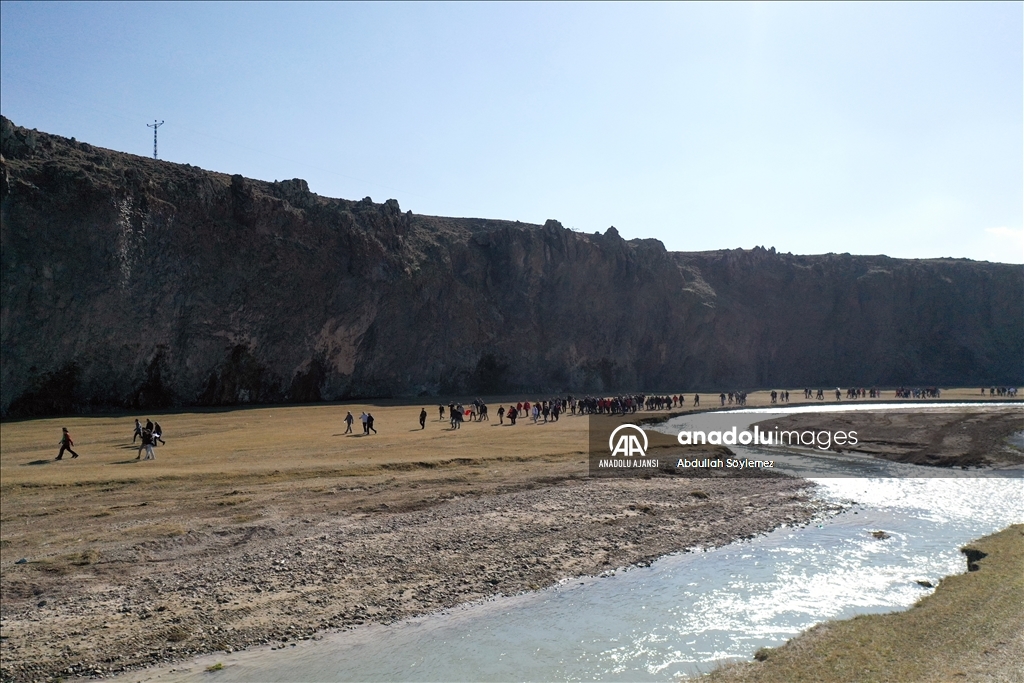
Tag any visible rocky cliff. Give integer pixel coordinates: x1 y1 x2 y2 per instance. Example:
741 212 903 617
2 116 1021 416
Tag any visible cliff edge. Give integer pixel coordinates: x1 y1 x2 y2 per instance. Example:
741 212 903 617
2 116 1021 415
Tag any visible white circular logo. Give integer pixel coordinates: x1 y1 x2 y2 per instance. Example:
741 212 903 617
608 424 649 457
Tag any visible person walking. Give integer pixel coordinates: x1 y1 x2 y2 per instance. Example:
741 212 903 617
55 427 79 460
438 405 445 421
693 394 700 407
366 413 377 435
132 419 143 443
360 412 369 434
136 428 156 460
153 422 166 445
419 408 427 429
344 411 354 434
497 406 505 424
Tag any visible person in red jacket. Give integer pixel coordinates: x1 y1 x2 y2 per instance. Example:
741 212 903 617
55 427 79 460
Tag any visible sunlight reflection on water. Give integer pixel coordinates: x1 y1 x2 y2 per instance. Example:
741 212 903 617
152 404 1024 682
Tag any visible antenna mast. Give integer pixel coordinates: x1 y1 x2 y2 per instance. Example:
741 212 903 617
147 120 164 159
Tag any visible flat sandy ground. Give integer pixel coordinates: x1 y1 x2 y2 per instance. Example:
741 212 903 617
0 389 1013 681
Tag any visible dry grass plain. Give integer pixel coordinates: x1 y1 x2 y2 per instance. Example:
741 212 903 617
0 388 1004 489
0 388 1015 681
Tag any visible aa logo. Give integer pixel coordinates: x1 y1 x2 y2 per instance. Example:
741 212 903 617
608 424 649 458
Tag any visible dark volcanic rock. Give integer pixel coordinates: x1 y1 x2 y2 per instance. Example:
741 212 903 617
1 116 1022 415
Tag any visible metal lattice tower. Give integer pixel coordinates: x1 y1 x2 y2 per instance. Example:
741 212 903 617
147 120 164 159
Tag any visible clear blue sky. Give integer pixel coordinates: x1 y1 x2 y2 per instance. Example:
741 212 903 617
2 1 1021 262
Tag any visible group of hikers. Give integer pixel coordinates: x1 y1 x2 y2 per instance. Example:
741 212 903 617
54 418 165 462
411 383 1004 432
801 387 887 400
132 419 164 460
438 400 493 428
430 394 704 430
343 411 377 434
49 382 1019 460
575 394 708 414
894 387 941 399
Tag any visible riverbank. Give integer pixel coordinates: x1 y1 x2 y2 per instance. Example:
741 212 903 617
0 399 825 682
750 405 1024 468
709 523 1024 682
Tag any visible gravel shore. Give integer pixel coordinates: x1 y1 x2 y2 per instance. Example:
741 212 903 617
1 471 823 682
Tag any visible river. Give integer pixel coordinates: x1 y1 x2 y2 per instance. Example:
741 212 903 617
142 404 1023 682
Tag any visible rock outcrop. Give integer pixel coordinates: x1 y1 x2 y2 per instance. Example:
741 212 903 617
2 116 1022 415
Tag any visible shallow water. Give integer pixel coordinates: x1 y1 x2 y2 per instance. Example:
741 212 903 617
150 404 1024 682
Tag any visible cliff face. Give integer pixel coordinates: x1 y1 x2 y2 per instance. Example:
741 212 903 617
2 116 1021 415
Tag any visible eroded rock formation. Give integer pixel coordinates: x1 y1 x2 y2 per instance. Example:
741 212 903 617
2 116 1021 415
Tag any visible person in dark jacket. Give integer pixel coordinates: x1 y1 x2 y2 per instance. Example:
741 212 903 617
56 428 79 460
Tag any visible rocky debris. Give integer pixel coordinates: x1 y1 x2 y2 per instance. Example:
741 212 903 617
1 115 1022 416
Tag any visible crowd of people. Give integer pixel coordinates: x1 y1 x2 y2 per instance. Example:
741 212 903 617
893 387 941 399
428 393 725 429
47 382 1018 461
801 387 893 400
413 383 1017 433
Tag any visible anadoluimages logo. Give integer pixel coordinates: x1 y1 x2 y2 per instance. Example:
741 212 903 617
608 424 649 457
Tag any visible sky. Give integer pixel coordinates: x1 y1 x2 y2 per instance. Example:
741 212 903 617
1 1 1021 263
